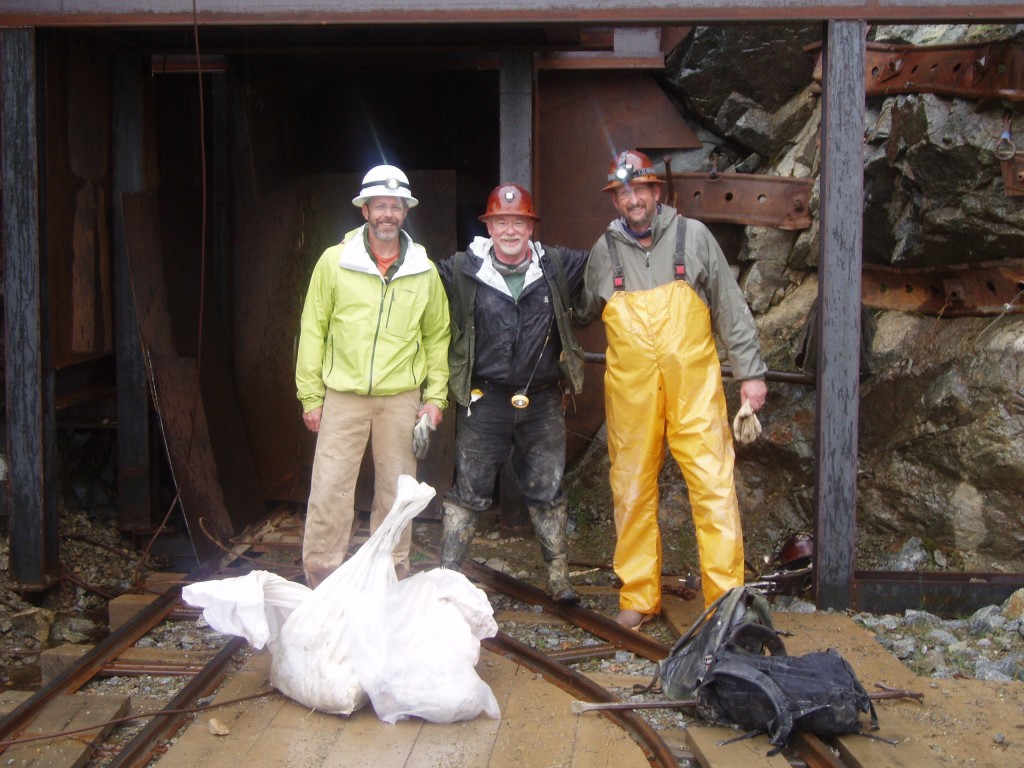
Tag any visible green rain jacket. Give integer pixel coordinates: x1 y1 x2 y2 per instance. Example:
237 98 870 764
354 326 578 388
295 225 451 412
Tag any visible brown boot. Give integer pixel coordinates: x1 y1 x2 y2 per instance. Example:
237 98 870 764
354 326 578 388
528 504 579 604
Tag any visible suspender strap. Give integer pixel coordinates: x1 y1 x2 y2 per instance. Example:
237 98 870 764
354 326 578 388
673 216 687 281
604 216 688 292
604 232 625 292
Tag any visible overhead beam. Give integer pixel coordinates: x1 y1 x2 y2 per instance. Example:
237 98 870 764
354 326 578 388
0 1 1021 27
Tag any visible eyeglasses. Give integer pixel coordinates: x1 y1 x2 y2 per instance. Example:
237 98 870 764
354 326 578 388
488 217 532 232
368 201 406 215
613 184 656 202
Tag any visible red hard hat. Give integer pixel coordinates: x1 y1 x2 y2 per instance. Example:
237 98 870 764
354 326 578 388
479 183 541 222
602 150 663 192
774 532 814 569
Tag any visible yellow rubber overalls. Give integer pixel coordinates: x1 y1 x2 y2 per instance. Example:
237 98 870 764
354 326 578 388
603 224 744 612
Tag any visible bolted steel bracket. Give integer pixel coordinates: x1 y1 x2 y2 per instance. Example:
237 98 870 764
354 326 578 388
862 258 1024 316
807 39 1024 101
674 173 813 230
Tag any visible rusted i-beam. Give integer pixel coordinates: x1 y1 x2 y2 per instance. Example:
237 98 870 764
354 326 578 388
808 39 1024 101
675 173 813 230
862 258 1024 316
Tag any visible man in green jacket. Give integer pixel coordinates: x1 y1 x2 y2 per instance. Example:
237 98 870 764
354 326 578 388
295 165 450 588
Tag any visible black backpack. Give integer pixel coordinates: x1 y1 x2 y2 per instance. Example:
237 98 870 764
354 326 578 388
658 586 775 701
696 623 879 753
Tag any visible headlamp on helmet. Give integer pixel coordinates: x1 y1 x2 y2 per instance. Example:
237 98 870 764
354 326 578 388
602 150 663 192
352 164 419 208
479 183 541 222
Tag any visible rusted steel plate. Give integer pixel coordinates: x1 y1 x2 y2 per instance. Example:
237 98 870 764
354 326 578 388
2 1 1023 26
674 173 813 230
538 70 700 463
1001 153 1024 195
861 258 1024 316
809 40 1024 101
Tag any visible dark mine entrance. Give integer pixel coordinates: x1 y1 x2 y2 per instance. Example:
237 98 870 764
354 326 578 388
132 49 504 559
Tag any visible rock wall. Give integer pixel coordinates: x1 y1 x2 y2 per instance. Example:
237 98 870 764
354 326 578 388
660 24 1024 571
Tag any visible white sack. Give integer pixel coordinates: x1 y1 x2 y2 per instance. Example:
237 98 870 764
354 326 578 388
182 570 310 650
270 475 436 714
181 475 501 723
347 567 500 724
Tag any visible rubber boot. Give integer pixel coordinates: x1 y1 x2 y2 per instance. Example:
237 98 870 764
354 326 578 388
528 504 579 604
440 502 477 569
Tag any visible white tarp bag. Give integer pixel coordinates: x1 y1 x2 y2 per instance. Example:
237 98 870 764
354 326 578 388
182 475 500 722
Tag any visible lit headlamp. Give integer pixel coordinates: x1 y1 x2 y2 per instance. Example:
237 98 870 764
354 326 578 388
608 158 655 185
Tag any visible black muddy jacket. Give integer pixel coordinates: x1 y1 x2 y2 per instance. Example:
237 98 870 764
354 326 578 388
437 237 588 407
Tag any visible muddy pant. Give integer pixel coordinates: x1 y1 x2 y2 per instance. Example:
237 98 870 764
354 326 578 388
447 384 565 512
303 387 419 588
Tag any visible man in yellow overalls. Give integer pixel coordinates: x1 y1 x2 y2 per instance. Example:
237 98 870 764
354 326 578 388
578 150 768 629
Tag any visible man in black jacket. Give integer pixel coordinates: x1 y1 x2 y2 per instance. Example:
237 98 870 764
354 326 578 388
436 183 587 603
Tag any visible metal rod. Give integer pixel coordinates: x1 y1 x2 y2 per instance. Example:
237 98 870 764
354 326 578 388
584 352 815 386
572 699 697 714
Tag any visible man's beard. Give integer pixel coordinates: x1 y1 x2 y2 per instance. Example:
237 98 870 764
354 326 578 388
370 222 400 241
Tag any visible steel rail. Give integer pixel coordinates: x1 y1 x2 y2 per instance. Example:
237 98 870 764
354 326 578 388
0 558 225 745
0 590 181 742
483 631 679 768
459 557 671 661
105 636 248 768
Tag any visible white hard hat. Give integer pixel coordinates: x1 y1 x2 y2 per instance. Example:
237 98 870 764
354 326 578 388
352 164 419 208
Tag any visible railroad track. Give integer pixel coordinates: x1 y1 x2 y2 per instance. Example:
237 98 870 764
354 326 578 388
0 541 861 768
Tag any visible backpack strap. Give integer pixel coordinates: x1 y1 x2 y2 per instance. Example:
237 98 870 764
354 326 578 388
726 622 788 657
539 246 584 395
450 251 477 319
665 586 735 656
702 658 795 754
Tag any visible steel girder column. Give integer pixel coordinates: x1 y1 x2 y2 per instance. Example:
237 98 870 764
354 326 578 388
497 49 535 534
112 54 153 533
499 50 533 188
2 28 59 588
814 19 866 610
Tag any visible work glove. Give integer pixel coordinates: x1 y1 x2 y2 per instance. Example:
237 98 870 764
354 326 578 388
732 400 762 446
412 412 435 460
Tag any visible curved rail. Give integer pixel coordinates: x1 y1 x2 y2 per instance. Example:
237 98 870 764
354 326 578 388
484 631 679 768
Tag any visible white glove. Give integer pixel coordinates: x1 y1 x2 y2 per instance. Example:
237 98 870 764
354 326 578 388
732 400 762 446
412 413 435 460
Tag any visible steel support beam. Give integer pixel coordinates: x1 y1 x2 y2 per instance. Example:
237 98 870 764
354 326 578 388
0 1 1021 26
2 28 59 588
112 54 153 532
814 20 865 612
499 49 532 189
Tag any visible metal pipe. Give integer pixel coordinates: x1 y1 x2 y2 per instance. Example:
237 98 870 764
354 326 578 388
584 351 816 386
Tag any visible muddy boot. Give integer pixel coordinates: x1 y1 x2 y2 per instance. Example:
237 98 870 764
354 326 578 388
528 504 579 604
440 502 477 569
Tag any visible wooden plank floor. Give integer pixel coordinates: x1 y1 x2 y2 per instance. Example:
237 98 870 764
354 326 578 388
155 649 653 768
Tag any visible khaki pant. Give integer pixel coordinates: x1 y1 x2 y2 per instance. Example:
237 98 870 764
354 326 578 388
303 388 419 587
